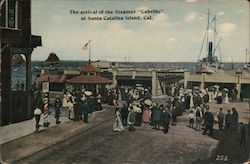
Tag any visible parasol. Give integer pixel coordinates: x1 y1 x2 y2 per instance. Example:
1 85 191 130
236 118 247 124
136 84 143 87
223 88 229 92
144 99 153 105
213 85 220 89
106 84 115 89
84 90 92 96
136 86 144 90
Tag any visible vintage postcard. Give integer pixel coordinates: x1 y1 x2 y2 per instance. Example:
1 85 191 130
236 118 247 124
0 0 250 163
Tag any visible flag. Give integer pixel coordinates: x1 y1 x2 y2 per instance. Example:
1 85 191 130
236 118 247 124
82 41 90 50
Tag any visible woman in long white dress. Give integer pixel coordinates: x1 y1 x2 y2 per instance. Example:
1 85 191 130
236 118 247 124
224 92 229 103
67 97 74 120
62 94 69 108
113 108 125 132
189 93 194 108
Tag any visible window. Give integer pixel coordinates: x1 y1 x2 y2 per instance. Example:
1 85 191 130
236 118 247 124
8 0 16 28
1 0 18 29
1 0 6 27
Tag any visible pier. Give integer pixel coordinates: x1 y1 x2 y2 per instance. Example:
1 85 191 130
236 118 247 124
41 61 185 97
185 70 250 99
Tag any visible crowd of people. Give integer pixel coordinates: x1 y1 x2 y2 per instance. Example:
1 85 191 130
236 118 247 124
112 85 179 134
106 86 151 106
32 85 150 131
32 83 248 148
33 89 104 131
62 90 103 121
112 84 248 147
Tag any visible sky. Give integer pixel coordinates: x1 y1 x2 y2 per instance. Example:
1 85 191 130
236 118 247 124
31 0 249 62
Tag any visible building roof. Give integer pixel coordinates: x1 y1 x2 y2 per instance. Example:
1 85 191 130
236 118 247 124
45 53 61 64
35 75 66 83
67 75 112 84
80 64 97 73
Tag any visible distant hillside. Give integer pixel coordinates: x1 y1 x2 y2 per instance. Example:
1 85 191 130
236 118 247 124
12 54 25 65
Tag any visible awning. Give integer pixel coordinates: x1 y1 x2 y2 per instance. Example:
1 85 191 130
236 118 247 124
67 75 112 84
35 75 66 83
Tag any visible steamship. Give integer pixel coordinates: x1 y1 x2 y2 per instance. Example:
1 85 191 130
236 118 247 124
196 10 224 74
185 10 250 99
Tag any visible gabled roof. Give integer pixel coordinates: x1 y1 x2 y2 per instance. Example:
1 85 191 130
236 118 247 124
35 75 66 83
80 64 97 73
67 75 112 84
45 53 61 64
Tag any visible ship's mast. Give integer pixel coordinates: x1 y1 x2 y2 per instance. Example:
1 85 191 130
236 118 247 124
213 15 216 53
206 9 210 57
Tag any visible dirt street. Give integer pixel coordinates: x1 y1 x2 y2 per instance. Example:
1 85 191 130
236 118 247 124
5 100 250 164
17 114 218 163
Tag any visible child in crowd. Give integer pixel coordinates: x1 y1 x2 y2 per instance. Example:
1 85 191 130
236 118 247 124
188 110 195 128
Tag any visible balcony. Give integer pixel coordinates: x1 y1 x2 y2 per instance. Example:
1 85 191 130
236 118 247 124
0 27 22 43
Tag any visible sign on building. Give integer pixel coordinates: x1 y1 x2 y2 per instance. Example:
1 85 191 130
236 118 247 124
42 82 49 93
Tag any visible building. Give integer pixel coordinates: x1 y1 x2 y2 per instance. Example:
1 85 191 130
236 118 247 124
184 69 250 99
0 0 42 126
67 63 112 95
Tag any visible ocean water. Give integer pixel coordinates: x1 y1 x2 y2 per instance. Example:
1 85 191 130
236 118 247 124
11 61 245 86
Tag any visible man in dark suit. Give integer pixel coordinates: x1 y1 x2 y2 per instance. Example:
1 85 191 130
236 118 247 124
162 108 171 134
202 107 214 136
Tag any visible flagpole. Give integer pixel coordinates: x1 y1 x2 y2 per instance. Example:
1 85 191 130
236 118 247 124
89 40 91 64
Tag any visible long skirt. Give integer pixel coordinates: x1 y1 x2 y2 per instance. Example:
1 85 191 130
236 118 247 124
113 116 125 132
62 97 68 108
134 113 142 126
74 103 81 121
224 95 229 103
142 109 151 123
217 96 222 104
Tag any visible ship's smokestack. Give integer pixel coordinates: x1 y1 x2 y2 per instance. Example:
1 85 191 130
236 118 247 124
208 42 213 63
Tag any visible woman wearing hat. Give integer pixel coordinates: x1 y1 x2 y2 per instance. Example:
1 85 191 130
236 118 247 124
142 105 151 123
113 108 125 132
67 96 74 120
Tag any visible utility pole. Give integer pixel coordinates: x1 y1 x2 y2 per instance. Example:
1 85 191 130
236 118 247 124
248 0 250 63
